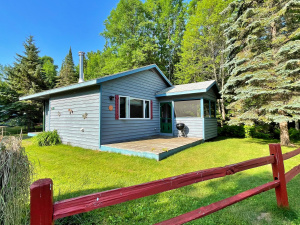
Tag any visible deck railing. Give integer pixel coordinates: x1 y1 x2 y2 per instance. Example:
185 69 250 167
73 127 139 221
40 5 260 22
30 144 300 224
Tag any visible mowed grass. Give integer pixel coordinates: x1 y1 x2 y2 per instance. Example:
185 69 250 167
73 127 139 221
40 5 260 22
24 137 300 225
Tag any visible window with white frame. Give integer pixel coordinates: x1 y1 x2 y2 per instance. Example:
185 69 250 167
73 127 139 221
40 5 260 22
120 96 150 119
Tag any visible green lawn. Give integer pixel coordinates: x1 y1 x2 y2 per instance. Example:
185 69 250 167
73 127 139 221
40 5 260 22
24 137 300 225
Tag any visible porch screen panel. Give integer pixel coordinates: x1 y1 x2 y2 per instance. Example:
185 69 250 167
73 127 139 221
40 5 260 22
204 99 210 117
211 101 216 118
174 100 200 117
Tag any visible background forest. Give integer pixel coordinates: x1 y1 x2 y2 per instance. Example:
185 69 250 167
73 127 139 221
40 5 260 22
0 0 299 145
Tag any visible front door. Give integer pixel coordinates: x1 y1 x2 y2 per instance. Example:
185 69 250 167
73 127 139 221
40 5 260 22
160 102 172 133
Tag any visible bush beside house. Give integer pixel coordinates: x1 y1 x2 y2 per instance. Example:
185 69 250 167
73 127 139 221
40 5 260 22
34 130 61 146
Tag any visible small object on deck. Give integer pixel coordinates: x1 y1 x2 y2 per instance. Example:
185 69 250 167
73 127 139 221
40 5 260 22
176 123 186 137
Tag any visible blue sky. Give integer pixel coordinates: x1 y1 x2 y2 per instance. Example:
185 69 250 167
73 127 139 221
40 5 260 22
0 0 120 67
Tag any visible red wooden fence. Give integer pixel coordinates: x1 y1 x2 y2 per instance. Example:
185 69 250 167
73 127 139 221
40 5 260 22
30 144 300 224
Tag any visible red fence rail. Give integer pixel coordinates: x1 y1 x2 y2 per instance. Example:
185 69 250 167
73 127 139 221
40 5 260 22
30 144 300 224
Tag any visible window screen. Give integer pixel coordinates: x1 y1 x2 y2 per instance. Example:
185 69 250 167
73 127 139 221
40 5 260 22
130 98 143 118
204 99 210 117
174 100 200 117
211 101 216 117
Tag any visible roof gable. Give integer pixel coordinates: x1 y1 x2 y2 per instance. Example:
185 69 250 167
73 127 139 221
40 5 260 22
19 64 172 101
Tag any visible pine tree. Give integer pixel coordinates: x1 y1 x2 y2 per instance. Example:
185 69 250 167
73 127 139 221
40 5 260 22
222 0 300 145
4 36 45 131
56 47 78 87
8 36 46 96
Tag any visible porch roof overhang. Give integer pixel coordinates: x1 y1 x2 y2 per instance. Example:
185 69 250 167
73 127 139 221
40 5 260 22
155 80 221 98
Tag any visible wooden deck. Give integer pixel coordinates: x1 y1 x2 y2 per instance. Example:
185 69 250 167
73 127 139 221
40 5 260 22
100 135 203 161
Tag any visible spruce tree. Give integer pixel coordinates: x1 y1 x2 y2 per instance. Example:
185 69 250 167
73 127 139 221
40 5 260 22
8 36 46 96
56 47 78 87
222 0 300 145
4 36 45 131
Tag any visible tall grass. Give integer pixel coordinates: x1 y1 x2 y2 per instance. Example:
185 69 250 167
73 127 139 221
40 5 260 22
0 134 33 224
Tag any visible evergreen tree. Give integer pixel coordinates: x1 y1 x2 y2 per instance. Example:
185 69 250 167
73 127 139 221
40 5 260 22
40 56 58 89
8 36 46 96
175 0 233 122
222 0 300 145
3 36 45 131
56 47 78 87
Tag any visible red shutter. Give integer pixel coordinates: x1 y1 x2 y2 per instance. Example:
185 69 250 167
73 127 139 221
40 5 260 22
151 100 153 119
115 95 119 120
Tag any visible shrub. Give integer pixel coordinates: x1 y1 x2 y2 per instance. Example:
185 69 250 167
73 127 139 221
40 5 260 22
0 135 33 224
244 125 255 138
34 130 61 146
218 125 245 138
289 128 300 141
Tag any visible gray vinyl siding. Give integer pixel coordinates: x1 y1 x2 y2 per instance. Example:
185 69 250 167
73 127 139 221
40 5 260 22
173 117 203 138
49 87 100 150
45 100 49 131
101 70 168 144
204 88 218 140
204 118 217 139
203 88 217 101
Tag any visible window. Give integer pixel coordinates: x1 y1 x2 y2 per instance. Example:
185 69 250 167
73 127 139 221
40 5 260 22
145 100 150 118
120 97 128 118
174 100 200 117
211 101 216 118
204 99 210 118
119 96 150 119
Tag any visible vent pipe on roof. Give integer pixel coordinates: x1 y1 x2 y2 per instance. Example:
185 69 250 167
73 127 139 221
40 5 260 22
78 51 85 83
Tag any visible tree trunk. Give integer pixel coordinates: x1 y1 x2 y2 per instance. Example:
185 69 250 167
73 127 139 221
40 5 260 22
220 47 226 122
220 98 226 121
217 99 223 127
280 122 290 146
296 120 299 130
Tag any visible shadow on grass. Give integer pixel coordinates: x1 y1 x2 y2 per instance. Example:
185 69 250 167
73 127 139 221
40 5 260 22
54 171 300 225
210 136 286 147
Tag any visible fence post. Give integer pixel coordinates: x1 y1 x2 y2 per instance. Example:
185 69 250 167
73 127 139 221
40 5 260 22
30 179 54 225
269 144 289 208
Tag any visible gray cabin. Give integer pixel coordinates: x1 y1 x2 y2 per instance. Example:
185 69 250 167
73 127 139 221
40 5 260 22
20 64 220 159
